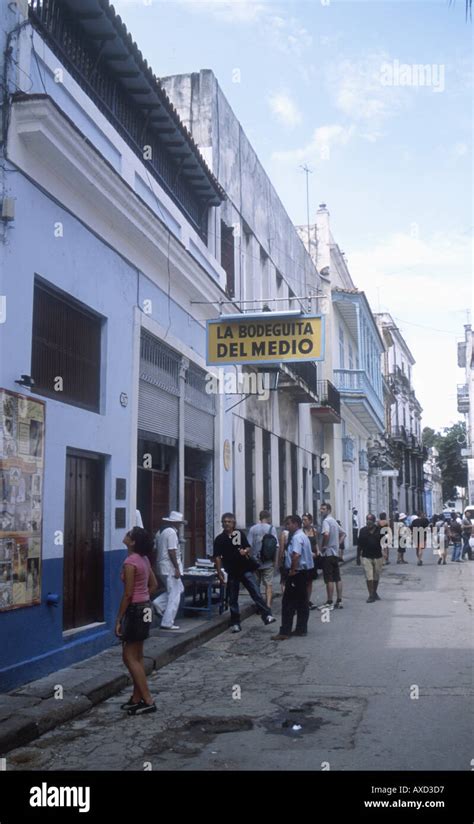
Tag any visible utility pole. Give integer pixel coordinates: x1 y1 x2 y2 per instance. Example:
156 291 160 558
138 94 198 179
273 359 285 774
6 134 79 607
300 163 313 310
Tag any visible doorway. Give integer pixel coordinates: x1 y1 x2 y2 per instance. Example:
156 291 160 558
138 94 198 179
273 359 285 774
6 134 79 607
185 477 206 566
63 451 104 631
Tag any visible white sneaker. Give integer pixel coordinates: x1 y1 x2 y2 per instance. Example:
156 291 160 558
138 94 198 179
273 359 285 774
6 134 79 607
231 624 242 633
264 615 276 625
317 602 334 611
161 625 180 630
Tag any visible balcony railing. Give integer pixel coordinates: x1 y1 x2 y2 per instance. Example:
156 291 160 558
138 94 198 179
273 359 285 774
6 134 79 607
310 380 341 423
333 369 384 428
289 361 318 395
28 0 214 240
390 425 408 444
359 449 369 472
342 436 354 463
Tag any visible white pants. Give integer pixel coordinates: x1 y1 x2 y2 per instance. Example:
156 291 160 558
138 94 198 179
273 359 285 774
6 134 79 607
153 575 184 628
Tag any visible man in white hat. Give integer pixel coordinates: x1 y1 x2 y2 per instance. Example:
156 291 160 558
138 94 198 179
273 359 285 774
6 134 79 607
152 511 185 630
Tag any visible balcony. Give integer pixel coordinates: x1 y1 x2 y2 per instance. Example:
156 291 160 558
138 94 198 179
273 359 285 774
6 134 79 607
342 436 355 463
311 380 341 423
333 369 384 433
359 449 369 472
278 361 319 404
29 0 224 241
390 425 408 444
457 384 469 414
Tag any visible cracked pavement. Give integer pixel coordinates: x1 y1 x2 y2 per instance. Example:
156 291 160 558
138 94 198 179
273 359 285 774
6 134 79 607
5 552 473 771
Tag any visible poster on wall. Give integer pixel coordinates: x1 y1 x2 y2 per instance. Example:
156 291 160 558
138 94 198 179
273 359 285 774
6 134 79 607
0 389 45 610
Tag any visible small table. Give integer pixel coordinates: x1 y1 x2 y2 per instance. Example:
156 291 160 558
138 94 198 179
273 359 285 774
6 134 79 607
182 568 226 620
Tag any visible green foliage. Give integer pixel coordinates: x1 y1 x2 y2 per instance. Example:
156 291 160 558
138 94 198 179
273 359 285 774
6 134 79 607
430 422 468 500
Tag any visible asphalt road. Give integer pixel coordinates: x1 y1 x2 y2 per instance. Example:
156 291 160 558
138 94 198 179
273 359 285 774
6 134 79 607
6 548 473 771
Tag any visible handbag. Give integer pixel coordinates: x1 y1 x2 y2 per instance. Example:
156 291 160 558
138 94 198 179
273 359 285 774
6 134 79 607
245 555 260 572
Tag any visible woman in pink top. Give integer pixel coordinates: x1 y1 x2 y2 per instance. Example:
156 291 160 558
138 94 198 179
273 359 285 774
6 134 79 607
115 527 158 715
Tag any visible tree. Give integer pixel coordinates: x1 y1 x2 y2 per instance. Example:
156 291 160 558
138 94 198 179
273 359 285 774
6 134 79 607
431 422 468 501
422 427 436 449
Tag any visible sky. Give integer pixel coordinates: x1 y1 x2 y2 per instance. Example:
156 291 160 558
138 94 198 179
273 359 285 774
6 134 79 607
113 0 473 431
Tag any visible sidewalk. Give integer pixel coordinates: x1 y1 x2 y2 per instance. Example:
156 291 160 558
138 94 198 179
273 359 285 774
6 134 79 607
0 550 357 756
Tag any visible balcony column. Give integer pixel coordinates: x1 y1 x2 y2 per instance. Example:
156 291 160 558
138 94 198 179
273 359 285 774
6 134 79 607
356 304 363 372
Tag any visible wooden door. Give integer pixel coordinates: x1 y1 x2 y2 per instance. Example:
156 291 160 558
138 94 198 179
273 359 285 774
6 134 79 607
63 453 104 631
151 470 169 536
185 478 206 565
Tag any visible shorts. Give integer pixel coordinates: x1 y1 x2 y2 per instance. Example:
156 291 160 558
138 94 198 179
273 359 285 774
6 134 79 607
258 566 274 587
121 602 151 643
322 555 341 584
361 556 384 582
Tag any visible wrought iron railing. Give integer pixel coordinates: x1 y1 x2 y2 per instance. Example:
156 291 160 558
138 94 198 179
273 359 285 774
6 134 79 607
28 0 208 240
289 361 318 396
315 379 340 417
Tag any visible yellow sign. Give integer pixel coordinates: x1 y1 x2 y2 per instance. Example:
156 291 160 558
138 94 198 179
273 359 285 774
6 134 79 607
207 314 324 365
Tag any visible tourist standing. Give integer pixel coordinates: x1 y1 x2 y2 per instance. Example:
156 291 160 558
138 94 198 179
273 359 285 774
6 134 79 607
272 515 314 640
317 503 346 610
302 512 319 610
116 527 158 715
153 511 185 630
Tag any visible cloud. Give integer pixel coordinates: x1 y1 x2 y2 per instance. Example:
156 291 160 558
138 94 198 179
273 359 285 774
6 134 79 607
268 92 302 128
453 142 468 157
271 123 356 164
327 52 409 129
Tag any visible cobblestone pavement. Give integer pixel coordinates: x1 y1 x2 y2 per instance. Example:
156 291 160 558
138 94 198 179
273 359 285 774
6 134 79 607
5 552 473 771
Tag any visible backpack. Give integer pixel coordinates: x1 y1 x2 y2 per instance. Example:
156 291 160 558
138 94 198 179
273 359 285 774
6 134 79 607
260 527 278 563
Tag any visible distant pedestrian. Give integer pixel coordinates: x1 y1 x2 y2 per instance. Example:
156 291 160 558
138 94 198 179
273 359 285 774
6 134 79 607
116 527 158 715
337 519 345 562
213 513 276 633
357 514 383 603
302 512 319 610
449 519 463 562
248 510 278 607
317 502 346 610
396 513 410 563
411 511 429 566
377 512 390 564
352 508 359 547
272 515 314 640
461 514 473 560
152 511 185 630
435 516 448 565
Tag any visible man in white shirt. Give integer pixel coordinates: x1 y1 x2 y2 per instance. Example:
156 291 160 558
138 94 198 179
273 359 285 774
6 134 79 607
152 511 185 631
318 502 346 610
272 515 314 641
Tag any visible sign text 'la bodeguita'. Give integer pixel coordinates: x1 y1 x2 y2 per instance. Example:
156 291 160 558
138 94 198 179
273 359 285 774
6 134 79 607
207 316 324 365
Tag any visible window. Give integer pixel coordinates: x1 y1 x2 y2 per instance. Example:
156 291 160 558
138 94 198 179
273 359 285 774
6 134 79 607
31 279 102 411
221 221 235 297
339 326 345 369
348 342 354 371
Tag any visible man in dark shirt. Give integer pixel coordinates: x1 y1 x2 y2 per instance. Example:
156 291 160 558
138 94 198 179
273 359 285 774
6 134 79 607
357 514 383 603
411 511 430 566
213 512 276 633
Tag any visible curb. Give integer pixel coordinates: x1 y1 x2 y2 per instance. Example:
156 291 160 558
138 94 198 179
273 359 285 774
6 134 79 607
0 600 258 756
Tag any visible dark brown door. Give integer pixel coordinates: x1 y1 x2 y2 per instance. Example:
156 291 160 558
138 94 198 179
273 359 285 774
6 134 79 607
63 453 104 631
185 478 206 566
151 470 169 536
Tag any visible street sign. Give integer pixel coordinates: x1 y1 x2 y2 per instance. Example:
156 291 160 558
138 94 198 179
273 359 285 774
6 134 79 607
380 470 399 477
206 313 325 366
